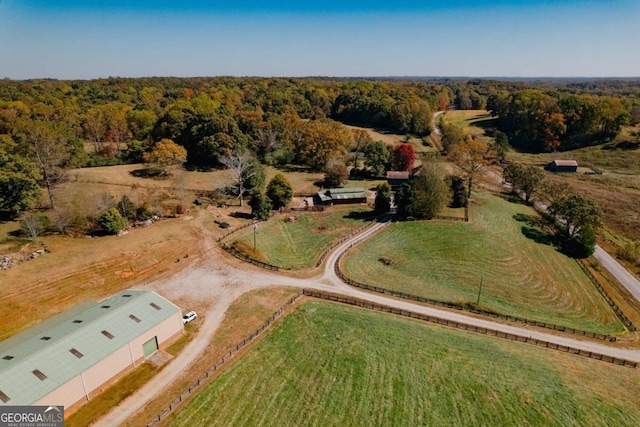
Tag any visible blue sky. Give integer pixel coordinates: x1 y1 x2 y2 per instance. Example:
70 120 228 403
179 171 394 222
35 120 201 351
0 0 638 79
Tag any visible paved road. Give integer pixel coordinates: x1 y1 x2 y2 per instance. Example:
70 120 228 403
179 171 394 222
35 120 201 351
95 217 640 426
594 245 640 302
482 163 640 306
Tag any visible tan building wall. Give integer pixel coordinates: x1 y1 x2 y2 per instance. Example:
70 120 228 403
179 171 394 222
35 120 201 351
35 374 86 410
128 312 184 362
83 345 133 394
34 311 183 415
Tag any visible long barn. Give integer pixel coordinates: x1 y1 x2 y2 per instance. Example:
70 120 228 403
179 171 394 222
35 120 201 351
0 290 183 414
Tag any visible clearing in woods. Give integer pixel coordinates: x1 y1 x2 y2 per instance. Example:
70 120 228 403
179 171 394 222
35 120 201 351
168 301 640 427
342 192 623 334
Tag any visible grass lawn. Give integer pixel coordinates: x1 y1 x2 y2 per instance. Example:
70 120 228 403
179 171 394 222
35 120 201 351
230 206 372 269
69 163 325 196
440 109 496 145
108 287 303 427
169 302 640 427
0 219 24 253
66 363 159 427
343 192 622 334
508 134 640 246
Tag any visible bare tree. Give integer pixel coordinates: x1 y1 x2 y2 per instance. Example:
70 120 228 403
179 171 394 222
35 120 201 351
220 154 256 207
50 205 75 235
256 128 279 156
20 213 46 242
83 108 107 154
21 120 69 209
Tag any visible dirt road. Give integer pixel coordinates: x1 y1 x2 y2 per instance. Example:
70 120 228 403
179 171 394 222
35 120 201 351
94 217 640 426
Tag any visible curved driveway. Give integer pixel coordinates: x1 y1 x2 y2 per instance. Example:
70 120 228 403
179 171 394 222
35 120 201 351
94 217 640 426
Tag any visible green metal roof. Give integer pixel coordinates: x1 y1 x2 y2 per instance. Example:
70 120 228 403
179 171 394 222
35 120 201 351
327 188 365 194
0 290 180 405
327 188 367 200
315 192 332 202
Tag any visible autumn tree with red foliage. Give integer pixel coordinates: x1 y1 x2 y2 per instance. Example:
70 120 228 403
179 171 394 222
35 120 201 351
392 144 415 172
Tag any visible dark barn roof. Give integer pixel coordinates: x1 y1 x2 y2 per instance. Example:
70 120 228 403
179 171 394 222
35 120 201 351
314 188 367 205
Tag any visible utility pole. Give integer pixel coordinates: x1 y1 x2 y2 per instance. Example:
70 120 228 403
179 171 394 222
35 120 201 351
476 274 484 306
253 221 258 250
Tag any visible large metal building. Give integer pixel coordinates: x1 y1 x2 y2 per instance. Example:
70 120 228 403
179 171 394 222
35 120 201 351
0 290 183 414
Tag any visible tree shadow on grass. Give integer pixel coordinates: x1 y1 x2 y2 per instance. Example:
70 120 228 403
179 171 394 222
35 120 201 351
8 229 23 238
229 211 254 220
513 213 555 246
343 210 376 222
521 226 554 245
129 168 170 180
499 192 530 206
601 140 640 151
468 115 498 130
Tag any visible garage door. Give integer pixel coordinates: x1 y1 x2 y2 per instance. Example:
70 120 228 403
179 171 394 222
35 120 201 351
143 336 158 358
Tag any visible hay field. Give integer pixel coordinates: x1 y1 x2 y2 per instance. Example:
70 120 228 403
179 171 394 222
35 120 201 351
342 192 622 334
169 302 640 427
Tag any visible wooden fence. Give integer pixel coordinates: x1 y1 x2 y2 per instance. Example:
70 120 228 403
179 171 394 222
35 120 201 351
334 252 617 342
302 289 637 368
217 213 382 271
220 244 280 271
433 206 469 222
577 259 636 331
315 221 378 268
216 221 255 243
147 291 304 426
147 287 635 426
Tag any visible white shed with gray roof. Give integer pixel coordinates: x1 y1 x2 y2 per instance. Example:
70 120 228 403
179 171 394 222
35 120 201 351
0 290 183 414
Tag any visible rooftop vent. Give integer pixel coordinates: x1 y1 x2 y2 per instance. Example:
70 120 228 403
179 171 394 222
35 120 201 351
70 348 84 358
32 369 47 381
101 330 114 339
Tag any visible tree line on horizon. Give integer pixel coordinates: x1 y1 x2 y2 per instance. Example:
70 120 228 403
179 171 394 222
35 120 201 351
1 76 638 223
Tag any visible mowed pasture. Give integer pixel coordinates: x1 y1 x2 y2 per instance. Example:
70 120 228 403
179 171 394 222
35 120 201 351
230 206 372 269
440 109 496 145
169 302 640 427
342 192 623 334
508 138 640 246
69 163 325 198
343 124 436 156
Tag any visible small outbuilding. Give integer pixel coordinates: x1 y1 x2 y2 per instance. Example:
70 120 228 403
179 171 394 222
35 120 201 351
548 159 578 173
386 171 411 187
0 290 183 415
313 188 367 206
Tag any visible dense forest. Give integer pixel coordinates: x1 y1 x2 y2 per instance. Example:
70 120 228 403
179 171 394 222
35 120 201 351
1 76 639 218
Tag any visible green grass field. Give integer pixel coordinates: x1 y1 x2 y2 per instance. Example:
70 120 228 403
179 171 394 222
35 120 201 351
231 206 372 269
342 192 622 334
169 302 640 427
441 109 495 145
506 128 640 244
